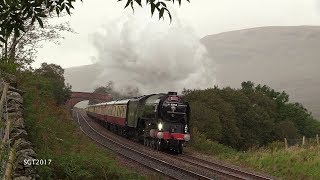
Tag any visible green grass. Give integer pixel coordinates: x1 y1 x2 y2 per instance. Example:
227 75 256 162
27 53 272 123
189 129 320 180
23 92 145 179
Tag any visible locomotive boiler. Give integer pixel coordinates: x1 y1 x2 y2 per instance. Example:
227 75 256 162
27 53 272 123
86 92 190 153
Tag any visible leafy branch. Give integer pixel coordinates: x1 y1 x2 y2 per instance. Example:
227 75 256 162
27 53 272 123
0 0 79 45
0 0 189 50
118 0 190 20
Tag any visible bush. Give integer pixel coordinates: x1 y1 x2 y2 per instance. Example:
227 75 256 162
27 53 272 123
183 82 320 150
18 69 144 179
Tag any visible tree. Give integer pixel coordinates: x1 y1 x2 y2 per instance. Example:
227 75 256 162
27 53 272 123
183 81 320 150
34 63 72 105
0 0 189 48
0 15 74 70
274 120 299 139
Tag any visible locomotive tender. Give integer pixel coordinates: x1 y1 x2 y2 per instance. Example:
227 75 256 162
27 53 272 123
85 92 190 153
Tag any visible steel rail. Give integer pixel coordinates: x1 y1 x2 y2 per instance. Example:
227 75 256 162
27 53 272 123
177 154 273 180
76 108 274 179
75 109 213 180
74 112 171 179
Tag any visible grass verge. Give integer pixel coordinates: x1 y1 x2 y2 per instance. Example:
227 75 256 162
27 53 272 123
22 89 145 179
189 129 320 180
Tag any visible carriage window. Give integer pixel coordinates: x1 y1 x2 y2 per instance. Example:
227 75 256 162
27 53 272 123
111 106 113 115
122 106 126 117
116 106 120 117
120 106 123 117
123 106 126 117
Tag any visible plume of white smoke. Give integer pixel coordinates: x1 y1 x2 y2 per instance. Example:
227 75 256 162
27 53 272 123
90 10 216 94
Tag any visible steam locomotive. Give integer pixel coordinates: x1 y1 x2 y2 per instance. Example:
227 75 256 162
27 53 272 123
85 92 190 153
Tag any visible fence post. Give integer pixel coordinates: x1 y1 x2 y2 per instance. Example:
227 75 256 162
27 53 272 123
302 136 305 146
0 83 9 159
317 134 319 146
3 146 15 180
0 83 9 119
284 138 288 149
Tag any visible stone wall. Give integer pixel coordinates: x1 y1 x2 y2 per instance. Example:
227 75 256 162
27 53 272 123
0 77 37 179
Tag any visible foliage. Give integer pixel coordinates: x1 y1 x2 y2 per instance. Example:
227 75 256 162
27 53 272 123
0 0 188 48
16 68 144 179
1 16 73 69
190 128 237 159
0 0 75 44
0 58 20 74
32 63 72 105
183 81 320 150
118 0 190 20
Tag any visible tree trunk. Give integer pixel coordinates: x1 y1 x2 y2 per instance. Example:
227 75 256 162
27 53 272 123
4 37 8 61
8 33 18 60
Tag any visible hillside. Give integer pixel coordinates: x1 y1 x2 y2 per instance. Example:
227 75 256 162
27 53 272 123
201 26 320 119
65 26 320 119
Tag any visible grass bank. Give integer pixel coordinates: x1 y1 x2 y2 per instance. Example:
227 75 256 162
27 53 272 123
189 129 320 180
20 78 144 179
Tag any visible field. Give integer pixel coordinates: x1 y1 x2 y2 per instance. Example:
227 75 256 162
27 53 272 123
189 129 320 180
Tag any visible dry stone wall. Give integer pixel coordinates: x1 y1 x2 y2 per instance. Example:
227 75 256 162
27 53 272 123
0 76 37 180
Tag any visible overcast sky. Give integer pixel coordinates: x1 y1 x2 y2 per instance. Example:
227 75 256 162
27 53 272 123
34 0 320 68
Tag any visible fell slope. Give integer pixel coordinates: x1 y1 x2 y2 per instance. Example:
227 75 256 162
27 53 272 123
202 26 320 119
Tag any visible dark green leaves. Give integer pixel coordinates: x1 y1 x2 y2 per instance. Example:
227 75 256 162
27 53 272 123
0 0 77 45
0 0 189 46
0 36 5 43
184 81 320 150
118 0 190 22
36 17 43 28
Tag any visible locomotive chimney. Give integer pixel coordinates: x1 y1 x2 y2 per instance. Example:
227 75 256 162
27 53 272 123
168 92 177 95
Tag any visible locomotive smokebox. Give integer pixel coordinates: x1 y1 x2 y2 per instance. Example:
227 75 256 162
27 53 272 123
168 92 177 95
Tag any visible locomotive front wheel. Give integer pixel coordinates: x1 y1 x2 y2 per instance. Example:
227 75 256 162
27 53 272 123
156 140 160 151
157 139 163 151
177 142 183 154
144 137 147 146
153 140 157 150
150 139 154 149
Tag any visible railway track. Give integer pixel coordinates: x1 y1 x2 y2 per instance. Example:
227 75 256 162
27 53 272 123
73 109 212 180
74 108 274 180
176 154 273 180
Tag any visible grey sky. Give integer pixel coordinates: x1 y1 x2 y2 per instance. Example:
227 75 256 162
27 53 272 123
34 0 320 68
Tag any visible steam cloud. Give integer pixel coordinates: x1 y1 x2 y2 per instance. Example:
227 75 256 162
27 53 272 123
90 11 216 94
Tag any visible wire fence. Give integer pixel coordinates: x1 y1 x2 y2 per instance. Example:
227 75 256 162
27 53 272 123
284 134 319 149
